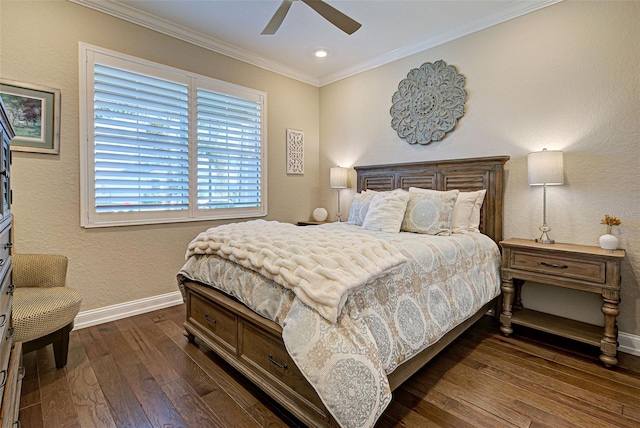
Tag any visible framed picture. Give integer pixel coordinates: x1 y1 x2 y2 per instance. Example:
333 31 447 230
286 128 304 175
0 79 60 154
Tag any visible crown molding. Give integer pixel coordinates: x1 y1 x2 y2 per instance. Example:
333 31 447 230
70 0 561 88
69 0 321 86
318 0 562 86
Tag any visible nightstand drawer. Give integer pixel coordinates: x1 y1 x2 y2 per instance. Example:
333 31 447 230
511 251 606 284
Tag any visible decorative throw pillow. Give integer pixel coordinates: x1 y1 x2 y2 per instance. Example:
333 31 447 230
468 189 487 232
361 189 410 233
347 191 376 226
450 191 481 234
402 189 459 235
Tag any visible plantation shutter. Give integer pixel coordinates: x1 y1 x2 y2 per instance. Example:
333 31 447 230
81 44 266 227
93 63 189 213
196 87 262 211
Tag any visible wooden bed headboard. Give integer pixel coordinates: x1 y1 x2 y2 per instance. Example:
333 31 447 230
355 156 510 244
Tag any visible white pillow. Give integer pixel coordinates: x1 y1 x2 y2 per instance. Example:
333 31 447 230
361 189 410 233
401 189 459 235
468 189 487 232
347 192 376 226
410 187 487 234
450 192 480 234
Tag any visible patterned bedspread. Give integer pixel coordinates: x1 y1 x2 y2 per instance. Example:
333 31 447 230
178 222 501 428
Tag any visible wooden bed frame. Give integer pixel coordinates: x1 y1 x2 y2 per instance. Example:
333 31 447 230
182 155 510 427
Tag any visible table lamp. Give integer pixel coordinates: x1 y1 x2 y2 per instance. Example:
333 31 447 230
330 167 348 222
528 149 564 244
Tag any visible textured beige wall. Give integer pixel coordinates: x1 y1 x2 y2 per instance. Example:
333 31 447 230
320 2 640 335
0 1 320 311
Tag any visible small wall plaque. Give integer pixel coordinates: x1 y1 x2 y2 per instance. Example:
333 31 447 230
286 128 304 175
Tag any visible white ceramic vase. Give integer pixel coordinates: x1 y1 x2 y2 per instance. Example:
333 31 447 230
312 207 328 222
599 233 618 250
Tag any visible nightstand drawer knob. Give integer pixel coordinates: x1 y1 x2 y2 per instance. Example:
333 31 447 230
539 261 568 269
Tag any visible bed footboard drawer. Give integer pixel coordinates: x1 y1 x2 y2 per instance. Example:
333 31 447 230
183 281 331 426
240 323 325 412
189 292 238 353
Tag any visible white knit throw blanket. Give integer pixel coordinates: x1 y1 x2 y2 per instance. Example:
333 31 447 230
186 220 407 323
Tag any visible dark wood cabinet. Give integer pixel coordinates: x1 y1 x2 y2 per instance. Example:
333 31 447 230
0 97 20 428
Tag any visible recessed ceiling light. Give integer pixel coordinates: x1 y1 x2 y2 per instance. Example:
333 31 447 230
314 49 329 58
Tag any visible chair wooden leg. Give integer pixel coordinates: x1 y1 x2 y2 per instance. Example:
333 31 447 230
23 322 74 369
52 323 73 368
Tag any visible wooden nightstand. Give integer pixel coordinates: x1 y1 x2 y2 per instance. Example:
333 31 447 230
297 221 331 226
499 238 625 367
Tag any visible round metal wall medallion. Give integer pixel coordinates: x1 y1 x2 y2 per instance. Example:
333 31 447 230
390 60 467 145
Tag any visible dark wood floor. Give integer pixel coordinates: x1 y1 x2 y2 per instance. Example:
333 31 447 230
17 304 640 428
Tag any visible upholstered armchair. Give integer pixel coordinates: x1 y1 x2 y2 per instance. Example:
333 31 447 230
11 254 82 368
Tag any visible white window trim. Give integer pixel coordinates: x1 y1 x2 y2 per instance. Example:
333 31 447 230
79 43 267 228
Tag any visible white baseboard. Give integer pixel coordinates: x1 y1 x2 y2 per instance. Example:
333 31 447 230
619 332 640 357
73 291 184 330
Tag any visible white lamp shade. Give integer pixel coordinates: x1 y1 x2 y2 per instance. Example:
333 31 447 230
330 167 348 189
527 149 564 185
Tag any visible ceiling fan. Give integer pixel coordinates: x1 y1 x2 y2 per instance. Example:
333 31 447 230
262 0 362 35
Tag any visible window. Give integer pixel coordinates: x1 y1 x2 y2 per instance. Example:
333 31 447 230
80 44 267 227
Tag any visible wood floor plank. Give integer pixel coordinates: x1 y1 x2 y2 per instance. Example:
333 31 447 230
618 350 640 374
77 326 112 361
114 315 183 387
382 398 444 427
393 387 476 428
200 386 262 428
37 346 81 428
65 333 117 428
88 354 153 428
473 335 640 408
113 315 159 352
432 354 622 428
442 396 515 428
445 342 640 428
472 320 640 387
152 308 310 427
19 307 640 428
92 322 188 428
19 350 40 408
175 336 291 427
158 339 259 426
244 400 297 428
411 364 531 427
401 381 450 410
453 335 623 412
152 312 189 342
18 403 44 428
403 374 515 428
153 335 218 398
623 403 640 422
161 378 227 428
78 325 155 428
373 413 403 427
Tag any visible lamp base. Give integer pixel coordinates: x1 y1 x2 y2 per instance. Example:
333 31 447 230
535 226 554 244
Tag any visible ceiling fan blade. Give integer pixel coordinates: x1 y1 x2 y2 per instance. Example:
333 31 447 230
301 0 361 35
262 0 294 35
